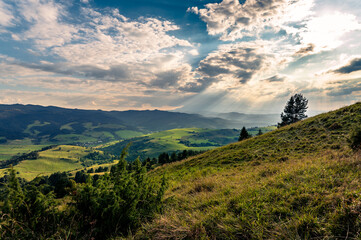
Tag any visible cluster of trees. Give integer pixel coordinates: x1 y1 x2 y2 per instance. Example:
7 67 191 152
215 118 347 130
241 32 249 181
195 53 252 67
145 149 206 167
0 146 166 239
86 166 109 173
80 151 116 167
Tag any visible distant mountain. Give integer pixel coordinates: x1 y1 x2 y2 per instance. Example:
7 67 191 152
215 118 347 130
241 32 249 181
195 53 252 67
0 104 230 144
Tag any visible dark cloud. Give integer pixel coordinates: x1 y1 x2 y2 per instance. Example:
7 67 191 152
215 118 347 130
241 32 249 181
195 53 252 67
198 47 264 83
149 70 183 88
326 78 361 96
327 86 361 96
178 77 215 93
295 44 315 56
197 62 231 77
332 58 361 74
16 62 131 82
263 75 285 82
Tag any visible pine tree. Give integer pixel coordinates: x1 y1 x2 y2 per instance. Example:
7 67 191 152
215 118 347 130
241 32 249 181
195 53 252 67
238 127 250 141
278 93 308 127
257 129 263 136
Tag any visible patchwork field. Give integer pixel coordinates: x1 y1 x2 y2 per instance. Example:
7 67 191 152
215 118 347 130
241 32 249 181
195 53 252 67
0 144 47 161
0 145 110 180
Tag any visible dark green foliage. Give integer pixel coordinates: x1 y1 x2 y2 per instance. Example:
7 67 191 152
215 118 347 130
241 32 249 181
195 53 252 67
48 172 75 198
158 152 170 164
80 151 115 167
350 126 361 150
155 150 205 167
1 167 61 239
73 146 167 239
278 93 308 127
0 146 166 239
238 127 250 141
74 170 88 183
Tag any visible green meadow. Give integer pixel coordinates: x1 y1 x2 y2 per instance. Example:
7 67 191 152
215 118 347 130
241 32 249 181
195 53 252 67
0 145 105 180
0 144 47 161
101 128 241 160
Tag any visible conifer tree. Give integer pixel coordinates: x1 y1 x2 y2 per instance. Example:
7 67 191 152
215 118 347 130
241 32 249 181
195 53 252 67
238 127 250 141
278 93 308 127
257 129 263 136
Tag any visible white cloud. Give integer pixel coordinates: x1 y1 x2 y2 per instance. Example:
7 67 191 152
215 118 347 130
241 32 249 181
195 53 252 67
0 0 198 94
12 0 77 49
0 0 14 29
189 0 314 41
299 12 361 52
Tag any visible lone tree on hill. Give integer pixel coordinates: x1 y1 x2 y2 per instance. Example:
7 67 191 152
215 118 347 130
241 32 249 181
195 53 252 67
278 93 308 127
238 127 250 141
257 129 263 136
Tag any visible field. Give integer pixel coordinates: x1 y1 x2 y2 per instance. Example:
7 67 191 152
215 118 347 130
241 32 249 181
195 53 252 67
0 145 108 180
0 127 275 181
0 144 47 161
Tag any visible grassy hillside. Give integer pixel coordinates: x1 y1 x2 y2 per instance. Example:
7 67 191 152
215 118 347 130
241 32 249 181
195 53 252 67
136 102 361 239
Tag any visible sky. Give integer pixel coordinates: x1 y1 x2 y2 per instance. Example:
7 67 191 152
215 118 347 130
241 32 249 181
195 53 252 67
0 0 361 114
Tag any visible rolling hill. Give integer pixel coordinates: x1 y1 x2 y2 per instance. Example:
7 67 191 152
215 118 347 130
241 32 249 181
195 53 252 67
101 128 239 161
0 145 114 180
0 104 230 145
134 102 361 239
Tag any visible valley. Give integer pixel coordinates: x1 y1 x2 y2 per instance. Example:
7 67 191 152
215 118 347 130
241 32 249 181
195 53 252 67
2 102 361 239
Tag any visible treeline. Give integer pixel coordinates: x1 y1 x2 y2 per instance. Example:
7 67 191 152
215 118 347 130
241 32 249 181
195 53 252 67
0 146 166 239
0 145 56 169
144 149 206 167
80 150 116 167
179 139 219 147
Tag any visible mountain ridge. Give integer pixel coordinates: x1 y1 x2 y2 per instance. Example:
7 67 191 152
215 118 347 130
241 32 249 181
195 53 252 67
0 104 231 144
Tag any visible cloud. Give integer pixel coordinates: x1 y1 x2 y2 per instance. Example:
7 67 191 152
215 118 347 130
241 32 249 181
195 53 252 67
331 58 361 74
182 41 287 92
17 62 131 82
299 12 361 52
263 75 286 82
51 9 192 67
188 0 314 41
0 1 198 93
198 46 264 83
11 0 78 49
0 0 14 29
326 78 361 96
294 44 315 56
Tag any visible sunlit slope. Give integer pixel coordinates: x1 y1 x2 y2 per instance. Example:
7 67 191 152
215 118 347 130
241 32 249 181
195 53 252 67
0 145 110 180
102 128 240 161
141 103 361 239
